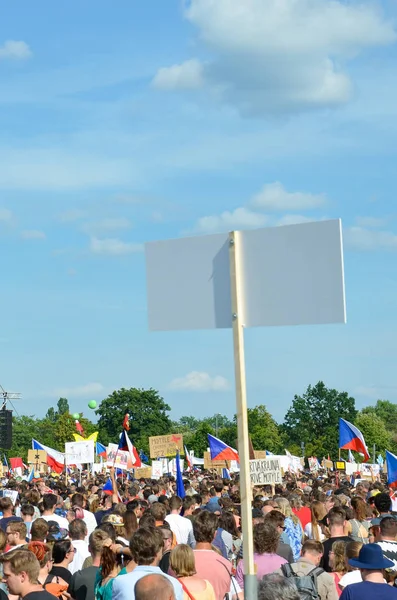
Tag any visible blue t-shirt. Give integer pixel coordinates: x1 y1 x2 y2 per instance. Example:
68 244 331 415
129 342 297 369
340 581 397 600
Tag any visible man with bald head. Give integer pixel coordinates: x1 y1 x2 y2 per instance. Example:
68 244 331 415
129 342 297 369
135 574 176 600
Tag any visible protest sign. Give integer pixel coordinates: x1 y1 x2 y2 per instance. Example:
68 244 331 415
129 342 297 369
0 489 18 504
106 443 133 470
360 463 380 477
249 458 282 485
149 434 184 458
65 441 94 465
151 460 163 479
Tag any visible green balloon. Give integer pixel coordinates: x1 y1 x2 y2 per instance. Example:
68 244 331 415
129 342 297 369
72 413 80 420
88 400 97 409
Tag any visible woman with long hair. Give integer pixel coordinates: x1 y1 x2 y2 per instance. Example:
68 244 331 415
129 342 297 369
304 501 327 542
338 541 363 590
95 546 123 600
329 540 348 597
28 542 53 585
49 539 74 586
274 497 303 561
347 497 370 544
218 511 240 559
170 544 215 600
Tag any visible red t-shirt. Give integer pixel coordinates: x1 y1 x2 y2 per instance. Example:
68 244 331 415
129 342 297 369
292 506 311 528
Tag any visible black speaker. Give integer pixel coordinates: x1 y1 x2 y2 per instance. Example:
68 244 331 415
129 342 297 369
0 410 12 449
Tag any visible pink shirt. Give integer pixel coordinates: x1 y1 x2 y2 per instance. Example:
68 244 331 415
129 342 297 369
236 553 288 588
193 550 231 600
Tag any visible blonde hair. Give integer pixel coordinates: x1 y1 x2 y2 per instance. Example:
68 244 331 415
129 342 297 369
274 497 300 527
310 501 326 542
331 541 347 575
170 544 196 577
0 549 40 582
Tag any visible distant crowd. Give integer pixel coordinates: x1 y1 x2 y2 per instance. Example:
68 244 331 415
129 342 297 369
0 468 396 600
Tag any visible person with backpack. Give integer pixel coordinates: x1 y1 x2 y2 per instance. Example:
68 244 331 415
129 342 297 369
277 540 339 600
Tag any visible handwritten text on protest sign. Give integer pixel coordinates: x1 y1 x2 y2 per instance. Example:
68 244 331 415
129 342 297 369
249 458 282 485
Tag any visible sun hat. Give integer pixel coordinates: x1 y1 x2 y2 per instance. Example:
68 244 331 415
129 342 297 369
349 543 394 570
102 514 124 527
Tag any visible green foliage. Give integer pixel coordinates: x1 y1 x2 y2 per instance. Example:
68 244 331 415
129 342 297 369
282 381 357 457
354 412 392 458
189 420 215 457
362 401 397 436
96 388 172 455
247 405 282 453
57 398 69 415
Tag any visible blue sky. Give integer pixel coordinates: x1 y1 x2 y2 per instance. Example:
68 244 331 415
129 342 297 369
1 0 397 425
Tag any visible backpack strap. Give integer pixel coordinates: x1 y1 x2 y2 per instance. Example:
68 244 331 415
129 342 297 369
307 566 324 589
281 563 295 579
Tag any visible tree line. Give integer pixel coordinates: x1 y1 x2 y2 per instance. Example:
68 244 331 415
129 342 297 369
5 381 397 462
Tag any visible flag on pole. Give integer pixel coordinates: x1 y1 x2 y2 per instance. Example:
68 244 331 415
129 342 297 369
32 439 64 473
184 446 193 470
386 451 397 486
176 450 185 498
207 434 239 462
222 467 231 480
96 442 107 457
348 449 354 463
118 430 142 468
27 467 34 482
339 418 370 462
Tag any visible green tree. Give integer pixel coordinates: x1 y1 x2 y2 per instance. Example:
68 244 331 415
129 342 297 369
362 401 397 435
96 388 172 455
353 412 392 459
45 407 57 423
247 405 282 453
190 420 215 457
282 381 357 458
57 397 69 415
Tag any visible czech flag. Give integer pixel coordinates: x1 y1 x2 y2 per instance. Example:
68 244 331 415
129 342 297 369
386 451 397 486
32 439 65 473
222 467 231 480
96 442 107 458
339 418 370 462
119 430 141 468
184 445 193 470
207 434 239 462
103 477 115 496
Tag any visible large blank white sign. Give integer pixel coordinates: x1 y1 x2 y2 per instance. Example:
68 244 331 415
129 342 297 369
145 219 346 331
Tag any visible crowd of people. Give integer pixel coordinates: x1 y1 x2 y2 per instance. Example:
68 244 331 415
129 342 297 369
0 467 396 599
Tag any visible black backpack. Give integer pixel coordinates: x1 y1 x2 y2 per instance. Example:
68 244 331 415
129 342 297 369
281 563 323 600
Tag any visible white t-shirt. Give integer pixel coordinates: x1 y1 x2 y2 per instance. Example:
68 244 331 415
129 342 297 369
82 509 97 538
165 514 194 546
42 513 69 530
339 571 362 588
68 539 90 574
304 523 325 541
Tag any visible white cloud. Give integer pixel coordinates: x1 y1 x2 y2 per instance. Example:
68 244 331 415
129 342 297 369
276 214 317 227
84 217 132 234
90 237 143 256
0 40 32 60
345 226 397 250
20 229 46 240
355 216 387 228
58 209 86 223
51 382 104 398
0 208 12 222
0 146 135 190
152 59 204 90
251 182 326 211
154 0 395 114
169 371 230 392
194 207 268 234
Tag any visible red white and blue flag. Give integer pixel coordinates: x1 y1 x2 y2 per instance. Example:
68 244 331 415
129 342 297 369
339 418 370 462
184 445 193 470
386 451 397 486
118 430 142 468
32 439 64 473
207 433 239 462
